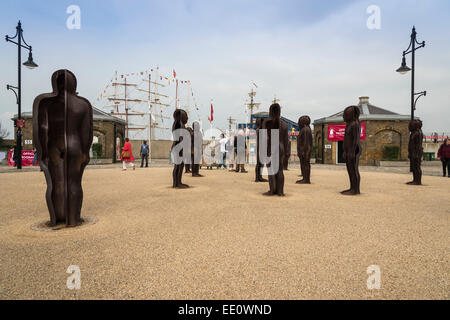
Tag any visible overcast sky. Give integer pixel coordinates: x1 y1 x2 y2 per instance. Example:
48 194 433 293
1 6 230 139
1 0 449 138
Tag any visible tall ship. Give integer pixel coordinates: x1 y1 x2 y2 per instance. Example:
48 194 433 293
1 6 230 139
96 67 201 141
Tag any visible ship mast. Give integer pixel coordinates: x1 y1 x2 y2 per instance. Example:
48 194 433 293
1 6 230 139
246 88 260 130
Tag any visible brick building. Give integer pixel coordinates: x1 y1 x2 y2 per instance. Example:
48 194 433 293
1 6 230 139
12 107 126 162
313 97 414 166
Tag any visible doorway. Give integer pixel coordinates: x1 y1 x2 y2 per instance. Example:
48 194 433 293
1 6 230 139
337 141 345 164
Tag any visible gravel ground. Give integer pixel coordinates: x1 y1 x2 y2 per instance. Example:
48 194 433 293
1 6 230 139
0 167 448 300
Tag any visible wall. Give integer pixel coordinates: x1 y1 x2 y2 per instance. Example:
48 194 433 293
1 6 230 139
423 142 441 157
130 140 173 160
15 118 126 160
314 120 410 165
364 120 409 165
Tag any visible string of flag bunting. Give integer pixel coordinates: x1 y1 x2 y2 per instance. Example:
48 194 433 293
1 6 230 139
97 68 194 101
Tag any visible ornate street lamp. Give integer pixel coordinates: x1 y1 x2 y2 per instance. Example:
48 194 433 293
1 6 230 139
5 21 38 169
396 26 426 120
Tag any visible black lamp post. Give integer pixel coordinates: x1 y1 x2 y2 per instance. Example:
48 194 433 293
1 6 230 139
5 21 38 169
396 26 426 120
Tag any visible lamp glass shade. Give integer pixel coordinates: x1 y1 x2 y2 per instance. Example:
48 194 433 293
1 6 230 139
396 57 411 75
23 52 38 69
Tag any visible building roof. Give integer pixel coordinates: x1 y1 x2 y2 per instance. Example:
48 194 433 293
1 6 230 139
12 106 126 124
313 97 414 125
252 112 299 128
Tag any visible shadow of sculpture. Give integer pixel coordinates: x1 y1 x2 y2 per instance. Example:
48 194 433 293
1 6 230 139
341 106 361 195
407 119 423 185
33 70 93 226
296 116 313 184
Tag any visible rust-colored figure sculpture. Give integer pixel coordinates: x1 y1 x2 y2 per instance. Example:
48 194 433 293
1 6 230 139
255 117 268 182
191 121 203 177
33 70 93 226
296 116 313 184
341 106 361 195
263 103 289 196
407 119 423 185
172 109 189 188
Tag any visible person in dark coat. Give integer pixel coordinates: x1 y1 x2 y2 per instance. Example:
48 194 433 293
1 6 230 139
437 138 450 177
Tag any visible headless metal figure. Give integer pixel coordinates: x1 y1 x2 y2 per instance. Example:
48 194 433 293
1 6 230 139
263 103 289 196
33 70 93 226
407 119 423 185
172 109 189 188
296 116 313 184
341 106 362 195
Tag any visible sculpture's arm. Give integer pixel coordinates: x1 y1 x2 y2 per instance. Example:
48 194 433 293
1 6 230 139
297 134 301 158
411 132 423 158
33 99 49 162
85 104 93 155
303 129 312 158
345 122 358 160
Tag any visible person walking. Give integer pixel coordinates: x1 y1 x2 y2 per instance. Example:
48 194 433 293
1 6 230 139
121 138 135 171
437 138 450 177
140 140 149 168
217 133 228 169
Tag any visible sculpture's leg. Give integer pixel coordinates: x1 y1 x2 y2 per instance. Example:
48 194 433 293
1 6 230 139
342 160 357 195
264 174 276 196
177 162 189 188
172 164 178 188
277 169 285 196
297 158 306 183
48 148 66 224
177 163 183 186
192 164 203 177
407 158 420 185
354 156 360 194
67 157 84 226
417 159 422 185
304 161 311 184
256 162 267 182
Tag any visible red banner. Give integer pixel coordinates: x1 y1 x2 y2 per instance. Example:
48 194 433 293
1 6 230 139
328 122 366 141
8 151 37 167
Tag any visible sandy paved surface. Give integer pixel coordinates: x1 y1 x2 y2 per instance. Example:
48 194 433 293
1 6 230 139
0 167 448 299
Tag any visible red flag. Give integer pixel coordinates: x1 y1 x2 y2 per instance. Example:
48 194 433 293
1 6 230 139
209 102 214 122
173 69 177 78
